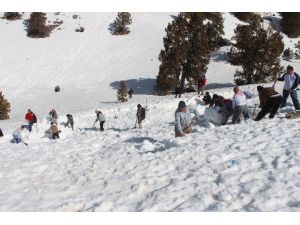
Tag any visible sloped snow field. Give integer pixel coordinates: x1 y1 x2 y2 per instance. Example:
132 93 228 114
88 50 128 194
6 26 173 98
0 13 300 211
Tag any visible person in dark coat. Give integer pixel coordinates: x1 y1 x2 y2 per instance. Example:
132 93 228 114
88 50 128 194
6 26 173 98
175 86 182 98
136 104 146 128
65 114 74 130
210 94 225 107
255 86 283 121
0 128 3 137
128 88 133 99
202 92 212 105
278 65 300 110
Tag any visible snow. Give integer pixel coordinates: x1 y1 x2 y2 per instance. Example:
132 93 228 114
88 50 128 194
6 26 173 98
1 12 300 211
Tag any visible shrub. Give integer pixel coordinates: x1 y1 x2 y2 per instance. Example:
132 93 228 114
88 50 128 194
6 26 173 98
3 12 22 20
117 81 128 102
75 27 84 32
54 86 60 92
27 12 50 38
282 48 294 61
0 92 11 120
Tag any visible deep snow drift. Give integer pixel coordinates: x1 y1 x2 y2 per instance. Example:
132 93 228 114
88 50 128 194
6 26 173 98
0 12 300 211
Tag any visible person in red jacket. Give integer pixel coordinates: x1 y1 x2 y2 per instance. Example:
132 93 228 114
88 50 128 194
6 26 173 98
25 109 36 132
200 75 207 96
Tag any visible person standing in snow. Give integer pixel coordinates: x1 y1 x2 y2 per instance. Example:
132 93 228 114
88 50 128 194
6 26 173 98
12 125 27 145
136 104 146 128
47 122 60 139
0 128 3 137
128 88 133 99
202 92 212 105
25 109 36 132
278 65 300 110
49 109 58 124
198 75 207 96
94 110 106 131
175 101 200 137
232 86 249 124
255 86 283 121
175 85 182 98
65 114 74 130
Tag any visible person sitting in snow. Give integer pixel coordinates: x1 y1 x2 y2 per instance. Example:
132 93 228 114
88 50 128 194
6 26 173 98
175 101 200 137
49 109 58 124
202 92 212 105
94 110 106 131
255 86 283 121
46 122 60 139
12 125 27 145
65 114 74 130
232 86 249 124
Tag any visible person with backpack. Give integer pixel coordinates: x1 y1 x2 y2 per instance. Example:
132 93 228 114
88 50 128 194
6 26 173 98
136 104 146 128
255 86 283 121
94 110 106 131
175 101 200 137
0 128 3 137
202 92 212 105
49 109 58 124
46 122 60 139
128 88 133 99
232 86 249 124
278 65 300 110
12 125 27 145
25 109 36 132
65 114 74 130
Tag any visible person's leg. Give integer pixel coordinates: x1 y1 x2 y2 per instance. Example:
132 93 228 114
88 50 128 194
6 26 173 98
290 90 300 110
242 105 250 119
71 123 74 130
255 99 272 121
100 121 104 131
270 96 283 116
65 121 69 127
232 106 242 124
201 86 204 95
281 89 289 108
28 122 32 132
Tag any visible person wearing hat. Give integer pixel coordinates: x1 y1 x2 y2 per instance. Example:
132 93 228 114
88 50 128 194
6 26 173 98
255 86 283 121
94 110 106 131
175 101 200 137
278 65 300 110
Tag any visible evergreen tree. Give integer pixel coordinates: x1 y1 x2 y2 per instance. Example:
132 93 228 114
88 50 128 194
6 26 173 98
156 12 217 94
282 13 300 38
204 13 225 50
27 12 50 38
111 12 132 35
0 92 11 120
232 12 256 23
229 17 284 85
117 81 128 102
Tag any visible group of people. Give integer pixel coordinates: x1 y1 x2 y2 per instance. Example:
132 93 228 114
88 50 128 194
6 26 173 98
174 65 300 137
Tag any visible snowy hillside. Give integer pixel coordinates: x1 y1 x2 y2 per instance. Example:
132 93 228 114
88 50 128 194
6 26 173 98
0 12 300 211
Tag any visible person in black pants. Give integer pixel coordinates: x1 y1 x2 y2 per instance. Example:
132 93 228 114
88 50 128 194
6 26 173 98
255 86 283 121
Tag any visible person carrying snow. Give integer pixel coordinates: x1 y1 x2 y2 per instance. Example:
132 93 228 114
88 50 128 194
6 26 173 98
255 86 283 121
202 92 212 105
175 101 200 137
94 110 106 131
25 109 36 132
128 88 133 99
49 109 58 124
232 86 249 124
136 104 146 128
65 114 74 130
46 122 60 139
12 125 27 145
278 65 300 110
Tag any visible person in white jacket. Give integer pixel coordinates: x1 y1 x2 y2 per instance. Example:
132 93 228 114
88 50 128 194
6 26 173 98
232 86 249 124
12 125 27 145
94 110 106 131
175 101 199 137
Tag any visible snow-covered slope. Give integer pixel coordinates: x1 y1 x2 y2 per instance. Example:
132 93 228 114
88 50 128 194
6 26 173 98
0 12 300 211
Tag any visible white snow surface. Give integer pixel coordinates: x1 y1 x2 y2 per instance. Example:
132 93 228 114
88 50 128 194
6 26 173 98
0 12 300 211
